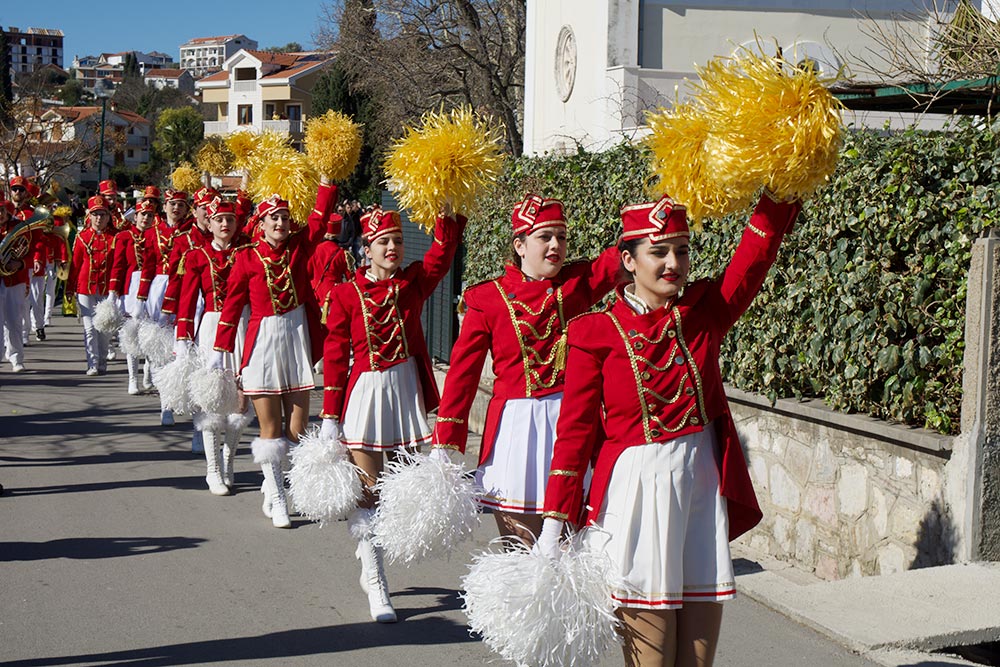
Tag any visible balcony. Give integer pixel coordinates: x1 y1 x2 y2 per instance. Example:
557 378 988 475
234 81 256 93
263 119 302 134
204 121 228 136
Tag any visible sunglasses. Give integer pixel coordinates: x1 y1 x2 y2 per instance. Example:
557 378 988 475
10 186 26 192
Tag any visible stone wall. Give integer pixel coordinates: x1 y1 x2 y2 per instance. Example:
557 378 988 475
729 388 954 580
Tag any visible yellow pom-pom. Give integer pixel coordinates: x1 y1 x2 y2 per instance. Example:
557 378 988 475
53 205 73 220
384 106 505 231
225 130 291 175
305 110 363 181
225 131 257 172
171 163 203 194
694 50 844 202
247 147 319 224
645 103 757 226
196 137 234 177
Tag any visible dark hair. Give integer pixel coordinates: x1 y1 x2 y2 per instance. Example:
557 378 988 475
509 232 526 268
617 236 642 281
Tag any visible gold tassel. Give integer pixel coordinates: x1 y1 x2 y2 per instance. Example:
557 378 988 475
553 332 568 372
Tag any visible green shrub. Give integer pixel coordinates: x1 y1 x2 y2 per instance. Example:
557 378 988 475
465 119 1000 434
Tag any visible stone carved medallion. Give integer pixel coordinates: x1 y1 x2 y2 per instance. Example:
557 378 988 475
554 25 577 102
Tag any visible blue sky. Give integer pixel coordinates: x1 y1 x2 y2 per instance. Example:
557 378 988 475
2 1 332 63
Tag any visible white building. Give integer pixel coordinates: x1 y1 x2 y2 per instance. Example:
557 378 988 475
196 49 334 145
144 68 195 96
4 26 63 74
524 0 969 155
179 34 258 78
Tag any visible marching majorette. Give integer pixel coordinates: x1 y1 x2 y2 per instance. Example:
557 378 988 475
319 204 466 623
2 176 44 373
160 186 218 320
177 197 252 495
98 179 127 232
211 181 336 528
65 195 116 375
310 210 352 325
538 192 801 667
109 199 156 394
137 189 192 424
429 195 621 547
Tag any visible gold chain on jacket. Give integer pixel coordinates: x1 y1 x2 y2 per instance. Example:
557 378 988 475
201 246 236 311
353 281 408 369
131 227 145 272
156 225 175 273
494 281 566 397
255 246 298 313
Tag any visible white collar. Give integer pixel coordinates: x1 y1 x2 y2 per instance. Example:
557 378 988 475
623 284 653 315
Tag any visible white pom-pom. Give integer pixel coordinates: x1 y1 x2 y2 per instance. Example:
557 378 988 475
287 425 363 525
189 364 240 416
152 349 199 413
94 298 125 334
119 319 142 357
371 451 480 564
193 411 227 433
461 532 621 667
137 320 174 366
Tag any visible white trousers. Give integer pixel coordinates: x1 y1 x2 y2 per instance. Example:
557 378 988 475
44 263 57 326
29 263 55 330
77 293 110 372
2 281 27 366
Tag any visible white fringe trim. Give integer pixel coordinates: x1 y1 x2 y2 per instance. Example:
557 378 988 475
251 437 288 465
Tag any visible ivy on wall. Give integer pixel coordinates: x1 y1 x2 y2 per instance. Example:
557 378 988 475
465 120 1000 435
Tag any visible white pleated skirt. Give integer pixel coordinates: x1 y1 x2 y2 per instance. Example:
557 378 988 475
240 305 314 395
587 421 735 610
145 274 170 324
475 392 562 514
341 357 432 452
196 308 248 373
124 270 141 315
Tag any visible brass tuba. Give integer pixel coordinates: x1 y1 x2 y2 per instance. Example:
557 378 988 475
0 207 67 276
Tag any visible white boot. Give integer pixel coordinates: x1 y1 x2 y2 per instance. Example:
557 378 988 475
126 354 141 395
349 507 397 623
223 410 253 488
142 358 154 391
203 429 230 496
252 437 290 528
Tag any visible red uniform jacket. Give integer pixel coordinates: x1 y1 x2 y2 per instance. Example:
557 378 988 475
109 226 145 295
432 248 621 465
320 214 467 421
176 243 239 341
161 224 213 314
213 184 339 370
310 240 351 323
2 204 45 288
68 227 115 296
136 218 192 300
542 195 801 541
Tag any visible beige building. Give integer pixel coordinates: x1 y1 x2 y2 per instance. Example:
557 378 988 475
524 0 968 155
196 49 334 147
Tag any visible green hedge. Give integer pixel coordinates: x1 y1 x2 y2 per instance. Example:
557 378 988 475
465 120 1000 435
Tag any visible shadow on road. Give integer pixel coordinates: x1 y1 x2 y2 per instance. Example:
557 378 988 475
392 586 465 620
0 617 477 666
0 449 203 468
1 474 208 496
1 536 207 561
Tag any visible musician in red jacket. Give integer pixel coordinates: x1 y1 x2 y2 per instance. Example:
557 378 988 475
537 192 801 667
2 176 45 373
319 204 465 624
428 195 621 547
177 198 251 496
65 195 116 376
211 180 336 528
109 199 156 394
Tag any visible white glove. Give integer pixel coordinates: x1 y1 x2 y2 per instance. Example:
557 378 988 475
158 312 175 327
320 418 342 442
108 290 119 301
207 350 225 371
428 446 454 464
129 299 146 320
535 517 564 560
173 339 191 358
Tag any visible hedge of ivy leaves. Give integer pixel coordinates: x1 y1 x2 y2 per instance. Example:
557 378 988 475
465 119 1000 435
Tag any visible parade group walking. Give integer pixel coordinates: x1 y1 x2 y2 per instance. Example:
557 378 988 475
0 48 844 667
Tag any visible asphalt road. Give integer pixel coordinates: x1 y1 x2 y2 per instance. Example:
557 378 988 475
0 317 880 667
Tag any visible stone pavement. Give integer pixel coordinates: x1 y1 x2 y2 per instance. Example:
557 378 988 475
0 317 989 666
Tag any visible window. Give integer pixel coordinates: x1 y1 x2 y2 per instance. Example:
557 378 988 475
237 104 252 125
265 103 275 119
127 149 134 158
286 104 301 121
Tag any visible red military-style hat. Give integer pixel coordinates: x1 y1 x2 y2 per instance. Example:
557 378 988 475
256 194 289 219
511 194 566 237
135 199 158 214
362 209 402 243
620 194 689 243
164 189 190 203
326 212 342 237
193 186 221 207
207 197 237 218
141 185 162 200
9 175 29 190
87 195 110 213
98 179 118 197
